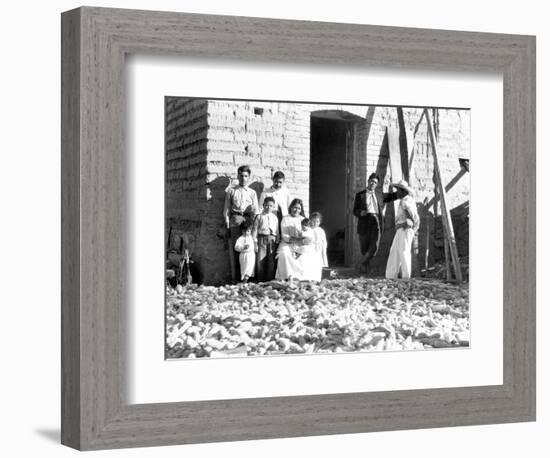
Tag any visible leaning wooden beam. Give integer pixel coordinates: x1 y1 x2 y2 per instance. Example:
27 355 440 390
424 109 463 282
426 168 468 210
443 228 452 281
432 186 451 280
387 124 404 182
387 124 403 216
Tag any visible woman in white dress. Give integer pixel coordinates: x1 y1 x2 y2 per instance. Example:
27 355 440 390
275 199 305 280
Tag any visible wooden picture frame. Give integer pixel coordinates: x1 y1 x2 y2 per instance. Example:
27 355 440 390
61 6 536 450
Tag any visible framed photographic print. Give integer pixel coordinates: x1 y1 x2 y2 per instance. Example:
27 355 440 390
61 6 535 450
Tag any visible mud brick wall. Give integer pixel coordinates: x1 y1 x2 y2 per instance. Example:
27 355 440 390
206 100 311 213
165 97 210 280
166 98 470 284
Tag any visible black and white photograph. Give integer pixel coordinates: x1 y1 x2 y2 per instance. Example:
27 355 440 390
165 98 470 359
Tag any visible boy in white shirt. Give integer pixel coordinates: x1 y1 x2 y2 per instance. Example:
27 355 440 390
253 196 279 282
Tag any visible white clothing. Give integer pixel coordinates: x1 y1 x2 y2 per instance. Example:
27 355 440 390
385 195 419 279
385 228 414 279
365 190 379 214
395 195 420 231
312 227 328 267
235 235 255 279
275 215 304 280
223 185 259 225
297 229 323 281
253 212 279 237
259 186 292 217
279 215 304 243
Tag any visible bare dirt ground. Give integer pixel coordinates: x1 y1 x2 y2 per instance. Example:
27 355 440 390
165 278 469 359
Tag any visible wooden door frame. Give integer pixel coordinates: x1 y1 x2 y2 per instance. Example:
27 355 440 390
344 122 356 267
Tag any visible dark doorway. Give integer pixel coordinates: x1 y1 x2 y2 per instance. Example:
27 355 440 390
310 116 350 266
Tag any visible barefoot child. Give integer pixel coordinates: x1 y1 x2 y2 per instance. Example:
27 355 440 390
310 212 328 267
234 221 255 282
253 196 279 282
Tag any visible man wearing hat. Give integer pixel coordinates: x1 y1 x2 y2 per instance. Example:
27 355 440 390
353 173 399 275
385 179 420 280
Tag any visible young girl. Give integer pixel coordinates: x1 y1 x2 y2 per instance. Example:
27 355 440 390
297 218 323 281
234 221 255 282
310 212 328 268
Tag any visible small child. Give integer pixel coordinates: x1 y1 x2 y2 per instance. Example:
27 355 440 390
234 221 255 282
310 212 328 267
296 217 323 281
294 218 313 259
253 196 279 282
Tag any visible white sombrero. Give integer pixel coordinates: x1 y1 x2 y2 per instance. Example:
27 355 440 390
391 179 414 196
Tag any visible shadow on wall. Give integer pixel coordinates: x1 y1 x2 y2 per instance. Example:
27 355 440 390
199 176 266 285
208 175 232 241
249 181 265 201
202 175 233 285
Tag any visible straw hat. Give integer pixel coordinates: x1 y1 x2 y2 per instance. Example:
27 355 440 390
391 179 414 196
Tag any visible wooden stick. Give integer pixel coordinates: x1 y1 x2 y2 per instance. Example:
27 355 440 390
424 207 430 271
411 232 420 277
443 227 452 281
424 108 463 282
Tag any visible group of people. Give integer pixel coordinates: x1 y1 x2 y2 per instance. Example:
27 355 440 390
223 166 328 283
224 166 420 284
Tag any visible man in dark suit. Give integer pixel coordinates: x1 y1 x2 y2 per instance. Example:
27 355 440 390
353 173 398 275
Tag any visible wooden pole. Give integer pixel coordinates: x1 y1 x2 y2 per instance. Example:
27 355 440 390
424 204 430 272
424 109 463 282
404 125 421 277
433 187 450 279
387 124 403 217
443 229 452 281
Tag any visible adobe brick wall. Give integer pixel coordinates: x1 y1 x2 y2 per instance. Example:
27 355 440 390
165 97 210 281
166 98 470 284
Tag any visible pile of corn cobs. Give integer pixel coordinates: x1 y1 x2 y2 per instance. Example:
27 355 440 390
165 278 469 359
